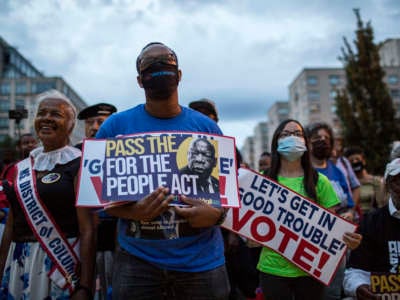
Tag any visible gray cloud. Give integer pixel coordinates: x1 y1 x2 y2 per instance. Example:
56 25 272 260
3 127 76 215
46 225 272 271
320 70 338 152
0 0 399 147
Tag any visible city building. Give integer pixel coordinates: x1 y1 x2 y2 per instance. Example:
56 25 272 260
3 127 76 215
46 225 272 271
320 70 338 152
288 68 345 135
288 63 400 134
380 38 400 67
252 121 269 169
0 36 87 145
267 101 290 149
240 38 400 167
240 136 254 168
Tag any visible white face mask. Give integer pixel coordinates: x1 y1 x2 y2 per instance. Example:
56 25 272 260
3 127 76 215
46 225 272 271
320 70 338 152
277 136 307 161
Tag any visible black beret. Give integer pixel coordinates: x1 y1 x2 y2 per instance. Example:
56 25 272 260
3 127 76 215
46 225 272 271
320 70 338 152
77 103 117 120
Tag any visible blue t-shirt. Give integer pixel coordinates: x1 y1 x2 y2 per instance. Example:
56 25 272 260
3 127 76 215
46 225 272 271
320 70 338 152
96 104 225 272
316 160 354 208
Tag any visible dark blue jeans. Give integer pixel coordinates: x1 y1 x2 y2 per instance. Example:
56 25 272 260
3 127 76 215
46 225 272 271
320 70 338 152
112 248 230 300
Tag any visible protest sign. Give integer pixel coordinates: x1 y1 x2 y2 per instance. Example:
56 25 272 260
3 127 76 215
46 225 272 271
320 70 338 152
371 273 400 299
76 131 239 208
222 168 357 286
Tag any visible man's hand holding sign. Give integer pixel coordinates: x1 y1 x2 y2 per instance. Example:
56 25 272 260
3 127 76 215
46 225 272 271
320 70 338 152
76 132 239 216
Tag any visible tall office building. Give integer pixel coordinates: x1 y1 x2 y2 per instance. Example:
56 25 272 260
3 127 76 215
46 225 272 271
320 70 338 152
288 64 400 134
0 36 87 145
267 101 290 150
240 136 254 168
380 38 400 67
252 121 269 169
289 68 345 135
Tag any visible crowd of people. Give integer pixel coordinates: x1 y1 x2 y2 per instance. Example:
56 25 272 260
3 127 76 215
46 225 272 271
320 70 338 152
0 41 398 300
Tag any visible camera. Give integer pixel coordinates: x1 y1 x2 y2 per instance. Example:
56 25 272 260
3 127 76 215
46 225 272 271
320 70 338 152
9 109 28 121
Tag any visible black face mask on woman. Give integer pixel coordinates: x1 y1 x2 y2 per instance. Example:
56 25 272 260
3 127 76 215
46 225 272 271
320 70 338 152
351 161 364 173
141 63 179 100
311 139 332 160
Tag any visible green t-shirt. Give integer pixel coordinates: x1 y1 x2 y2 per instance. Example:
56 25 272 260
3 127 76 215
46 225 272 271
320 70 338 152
257 173 340 277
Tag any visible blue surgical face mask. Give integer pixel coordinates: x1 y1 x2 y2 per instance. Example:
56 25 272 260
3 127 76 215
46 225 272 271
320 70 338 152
277 136 307 162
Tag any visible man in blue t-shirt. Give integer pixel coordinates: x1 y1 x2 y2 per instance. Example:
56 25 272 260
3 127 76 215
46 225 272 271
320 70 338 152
96 42 229 299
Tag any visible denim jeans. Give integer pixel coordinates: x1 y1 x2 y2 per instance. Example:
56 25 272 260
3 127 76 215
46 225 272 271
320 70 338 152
112 248 230 300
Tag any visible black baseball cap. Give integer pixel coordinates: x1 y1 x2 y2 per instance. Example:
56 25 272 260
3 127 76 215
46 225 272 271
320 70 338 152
77 103 117 120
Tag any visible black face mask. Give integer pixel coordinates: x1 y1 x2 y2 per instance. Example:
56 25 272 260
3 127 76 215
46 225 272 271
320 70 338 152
311 139 332 160
351 161 364 172
141 63 179 100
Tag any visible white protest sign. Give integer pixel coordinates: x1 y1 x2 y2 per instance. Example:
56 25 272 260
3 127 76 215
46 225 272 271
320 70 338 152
76 131 239 208
222 168 357 286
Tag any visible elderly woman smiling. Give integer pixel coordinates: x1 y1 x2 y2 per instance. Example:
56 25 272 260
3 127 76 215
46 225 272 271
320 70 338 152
0 90 96 299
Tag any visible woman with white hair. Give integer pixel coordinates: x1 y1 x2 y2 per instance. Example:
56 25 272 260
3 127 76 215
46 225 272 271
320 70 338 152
0 90 96 299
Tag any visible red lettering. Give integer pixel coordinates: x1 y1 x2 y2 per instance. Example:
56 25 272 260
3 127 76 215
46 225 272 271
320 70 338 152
232 208 255 231
251 216 276 242
292 239 319 272
278 225 299 252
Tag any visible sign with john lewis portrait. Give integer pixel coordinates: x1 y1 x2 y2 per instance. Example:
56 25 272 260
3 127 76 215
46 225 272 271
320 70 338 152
76 131 239 208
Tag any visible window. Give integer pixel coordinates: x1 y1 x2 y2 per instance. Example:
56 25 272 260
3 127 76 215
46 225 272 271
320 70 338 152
31 81 56 93
15 99 25 109
307 76 318 86
278 108 289 114
329 75 340 86
16 82 27 94
388 75 399 85
0 82 11 95
331 104 337 113
0 135 7 142
309 103 320 113
3 69 17 79
391 89 400 98
0 101 10 112
329 90 338 100
63 85 69 96
308 90 320 101
0 119 9 129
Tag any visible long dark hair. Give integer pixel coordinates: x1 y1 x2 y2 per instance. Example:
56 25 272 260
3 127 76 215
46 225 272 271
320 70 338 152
268 119 319 202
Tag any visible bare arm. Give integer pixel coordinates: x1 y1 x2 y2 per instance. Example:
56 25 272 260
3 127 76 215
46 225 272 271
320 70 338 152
72 206 96 299
72 177 96 300
0 208 13 282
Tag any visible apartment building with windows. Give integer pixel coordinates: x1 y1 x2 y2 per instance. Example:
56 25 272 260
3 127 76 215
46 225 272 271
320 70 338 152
289 68 345 134
252 121 269 169
267 101 290 150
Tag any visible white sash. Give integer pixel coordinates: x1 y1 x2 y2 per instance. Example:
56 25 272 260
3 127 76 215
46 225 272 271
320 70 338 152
15 158 80 292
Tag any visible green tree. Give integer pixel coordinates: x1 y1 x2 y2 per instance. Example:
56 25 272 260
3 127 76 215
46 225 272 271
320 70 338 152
335 9 398 174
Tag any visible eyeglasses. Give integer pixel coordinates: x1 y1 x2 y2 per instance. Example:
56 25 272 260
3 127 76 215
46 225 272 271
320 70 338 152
279 130 304 138
139 54 177 72
310 133 331 142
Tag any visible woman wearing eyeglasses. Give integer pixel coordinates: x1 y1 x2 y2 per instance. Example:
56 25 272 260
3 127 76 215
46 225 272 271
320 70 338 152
257 119 361 300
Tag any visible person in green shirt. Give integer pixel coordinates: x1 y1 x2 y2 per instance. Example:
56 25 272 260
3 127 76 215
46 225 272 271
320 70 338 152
257 119 362 300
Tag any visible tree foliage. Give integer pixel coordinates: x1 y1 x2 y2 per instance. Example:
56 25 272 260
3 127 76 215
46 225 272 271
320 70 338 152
335 9 398 174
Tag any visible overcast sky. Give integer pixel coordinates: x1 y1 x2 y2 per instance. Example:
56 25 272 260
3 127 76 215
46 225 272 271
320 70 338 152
1 0 399 148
